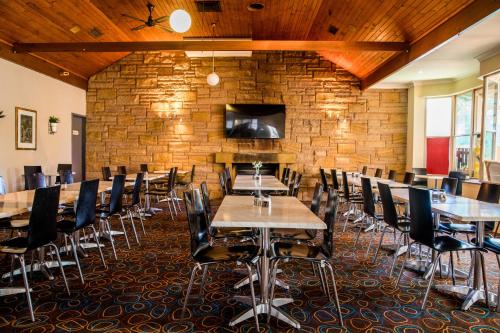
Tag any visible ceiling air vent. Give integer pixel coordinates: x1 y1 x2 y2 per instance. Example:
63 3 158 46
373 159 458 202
195 0 221 12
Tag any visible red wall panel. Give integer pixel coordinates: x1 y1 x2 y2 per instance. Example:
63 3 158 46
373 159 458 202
426 137 449 174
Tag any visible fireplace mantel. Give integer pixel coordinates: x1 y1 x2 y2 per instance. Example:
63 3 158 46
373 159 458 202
215 152 296 179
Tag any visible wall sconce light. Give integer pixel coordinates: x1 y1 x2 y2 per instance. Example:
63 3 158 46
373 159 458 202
48 116 60 134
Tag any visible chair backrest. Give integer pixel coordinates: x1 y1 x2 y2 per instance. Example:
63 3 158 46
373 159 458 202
109 174 125 214
27 185 60 250
377 182 399 228
219 172 227 197
330 169 340 190
24 165 42 190
33 172 47 189
222 170 232 195
388 170 397 181
168 167 177 191
310 182 323 216
403 172 415 185
289 170 296 187
361 166 368 175
440 177 458 195
408 187 434 248
448 171 467 195
131 172 144 205
224 167 231 183
281 167 290 185
342 171 351 199
320 168 329 192
291 173 302 197
57 164 72 172
477 182 500 203
322 187 339 258
190 165 196 183
140 164 149 172
200 181 212 220
413 167 427 176
360 177 376 217
101 166 112 181
117 165 127 175
59 169 74 185
375 168 383 178
75 179 99 230
184 189 210 257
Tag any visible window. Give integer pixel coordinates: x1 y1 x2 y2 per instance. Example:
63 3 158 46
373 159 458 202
454 91 473 172
425 97 452 174
483 71 499 164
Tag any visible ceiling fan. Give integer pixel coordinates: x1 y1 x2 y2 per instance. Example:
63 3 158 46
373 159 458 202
122 2 173 33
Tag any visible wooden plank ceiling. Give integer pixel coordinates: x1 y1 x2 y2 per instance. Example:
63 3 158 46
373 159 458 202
0 0 479 87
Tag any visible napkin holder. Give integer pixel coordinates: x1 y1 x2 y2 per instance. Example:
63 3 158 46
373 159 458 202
254 194 271 207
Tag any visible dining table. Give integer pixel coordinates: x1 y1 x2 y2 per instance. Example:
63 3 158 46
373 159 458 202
232 175 289 193
413 174 447 188
211 195 325 329
389 187 500 310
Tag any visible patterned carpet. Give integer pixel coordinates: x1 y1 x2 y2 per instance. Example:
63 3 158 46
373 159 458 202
0 200 499 332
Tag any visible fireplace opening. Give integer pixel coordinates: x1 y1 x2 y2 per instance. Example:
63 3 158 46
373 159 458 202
235 163 279 176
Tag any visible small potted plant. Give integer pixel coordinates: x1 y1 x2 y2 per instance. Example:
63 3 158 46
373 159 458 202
48 116 60 134
252 161 263 179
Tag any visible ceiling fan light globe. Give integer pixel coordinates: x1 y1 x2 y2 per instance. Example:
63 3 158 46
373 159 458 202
169 9 191 33
207 72 220 86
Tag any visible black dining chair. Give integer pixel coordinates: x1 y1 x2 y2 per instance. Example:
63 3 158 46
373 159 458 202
290 173 302 197
0 185 70 322
219 172 227 197
281 167 290 185
270 187 343 328
271 182 323 243
177 165 196 191
24 165 42 190
402 172 415 185
56 164 72 184
373 182 410 276
182 189 260 329
387 170 397 181
101 166 112 181
289 170 297 188
57 179 107 284
320 168 331 193
117 166 127 175
33 172 47 189
412 167 427 186
140 164 149 172
396 187 488 310
354 177 385 257
440 177 458 195
59 169 74 185
330 169 342 193
361 166 368 175
146 167 177 220
481 231 499 312
98 174 128 259
123 172 146 236
200 181 255 243
375 168 383 178
341 171 364 232
448 171 467 196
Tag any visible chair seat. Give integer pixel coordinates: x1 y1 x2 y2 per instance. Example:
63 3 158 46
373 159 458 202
272 242 326 261
212 227 255 239
471 237 500 254
271 228 313 241
10 219 29 228
433 235 482 252
193 244 260 265
0 218 12 230
57 219 78 233
438 222 476 234
0 237 28 254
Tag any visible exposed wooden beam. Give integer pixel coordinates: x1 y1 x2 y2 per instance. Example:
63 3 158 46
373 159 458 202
361 0 500 90
12 40 409 53
0 42 88 90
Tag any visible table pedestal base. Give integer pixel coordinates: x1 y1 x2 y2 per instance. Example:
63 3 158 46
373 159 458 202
405 260 468 279
234 270 289 290
230 296 298 329
2 260 75 280
434 284 497 310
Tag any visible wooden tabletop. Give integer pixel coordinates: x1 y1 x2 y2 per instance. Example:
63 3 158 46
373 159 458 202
111 173 165 182
212 195 326 229
348 175 409 188
232 175 289 191
390 188 500 222
0 181 112 219
414 174 447 180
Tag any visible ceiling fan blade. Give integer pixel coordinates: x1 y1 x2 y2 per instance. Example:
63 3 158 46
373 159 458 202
132 24 146 31
122 13 146 23
156 24 173 33
154 15 169 23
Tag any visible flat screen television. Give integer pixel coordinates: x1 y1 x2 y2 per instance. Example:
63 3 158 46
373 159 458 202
225 104 286 139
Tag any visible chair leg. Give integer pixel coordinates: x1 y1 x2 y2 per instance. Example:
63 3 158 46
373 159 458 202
69 236 85 285
18 254 35 322
372 225 387 264
268 259 280 323
366 218 377 257
342 203 353 232
166 198 174 221
422 252 441 311
198 265 208 298
389 232 405 277
118 215 131 249
136 206 146 235
182 264 201 319
449 252 456 286
90 225 107 269
104 219 118 260
245 263 260 332
127 210 140 244
353 216 364 248
496 254 499 312
396 242 412 287
479 252 489 308
318 262 327 295
325 261 344 328
49 242 70 294
170 191 178 215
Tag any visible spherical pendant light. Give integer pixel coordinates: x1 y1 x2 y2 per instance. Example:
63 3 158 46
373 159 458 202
207 72 220 86
169 9 191 33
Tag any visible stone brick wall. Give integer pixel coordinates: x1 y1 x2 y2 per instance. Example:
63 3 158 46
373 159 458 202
86 51 407 199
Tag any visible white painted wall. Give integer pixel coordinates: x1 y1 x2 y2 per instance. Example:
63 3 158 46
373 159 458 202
0 58 86 192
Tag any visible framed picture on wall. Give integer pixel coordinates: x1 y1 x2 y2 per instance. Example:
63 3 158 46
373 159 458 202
15 107 37 150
